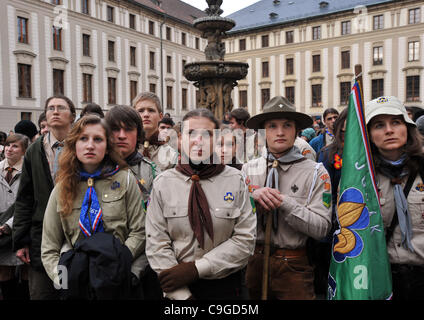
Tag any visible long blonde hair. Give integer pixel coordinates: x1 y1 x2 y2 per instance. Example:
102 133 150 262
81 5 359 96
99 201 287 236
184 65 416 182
56 115 126 216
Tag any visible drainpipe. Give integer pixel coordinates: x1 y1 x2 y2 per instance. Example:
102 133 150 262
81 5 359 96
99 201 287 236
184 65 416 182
160 12 166 107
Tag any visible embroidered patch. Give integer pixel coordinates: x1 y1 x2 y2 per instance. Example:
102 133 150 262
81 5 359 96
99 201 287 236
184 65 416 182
224 192 235 203
320 174 330 181
248 185 260 193
139 178 145 185
323 193 331 208
111 181 120 190
302 150 311 155
376 97 389 104
324 182 331 191
291 184 299 193
250 197 256 214
415 183 424 192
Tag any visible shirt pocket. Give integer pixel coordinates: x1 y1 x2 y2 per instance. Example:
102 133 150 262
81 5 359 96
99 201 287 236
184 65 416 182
211 207 242 241
407 190 424 226
101 188 126 222
163 206 191 239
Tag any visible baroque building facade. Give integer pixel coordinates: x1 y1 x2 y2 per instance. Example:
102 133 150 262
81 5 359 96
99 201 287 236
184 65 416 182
225 0 424 118
0 0 206 132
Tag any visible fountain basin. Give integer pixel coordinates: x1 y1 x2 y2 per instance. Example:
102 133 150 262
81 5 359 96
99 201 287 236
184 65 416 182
184 61 248 82
193 16 235 33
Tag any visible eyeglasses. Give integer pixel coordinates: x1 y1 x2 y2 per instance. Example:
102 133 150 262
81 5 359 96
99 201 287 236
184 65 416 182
46 105 69 112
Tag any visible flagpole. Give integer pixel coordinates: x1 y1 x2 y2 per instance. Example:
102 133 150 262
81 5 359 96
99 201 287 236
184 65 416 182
354 64 364 104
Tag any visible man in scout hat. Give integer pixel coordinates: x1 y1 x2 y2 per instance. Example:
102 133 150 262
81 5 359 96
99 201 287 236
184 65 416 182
242 96 332 300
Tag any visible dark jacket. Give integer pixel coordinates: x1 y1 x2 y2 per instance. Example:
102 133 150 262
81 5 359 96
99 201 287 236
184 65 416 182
58 232 133 300
12 135 54 270
309 133 325 154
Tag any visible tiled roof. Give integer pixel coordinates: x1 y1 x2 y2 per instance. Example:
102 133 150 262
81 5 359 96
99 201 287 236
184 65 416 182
227 0 395 33
131 0 207 25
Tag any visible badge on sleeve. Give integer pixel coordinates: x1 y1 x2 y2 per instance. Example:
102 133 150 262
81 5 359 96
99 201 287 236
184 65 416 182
416 183 424 192
111 181 120 190
323 193 331 208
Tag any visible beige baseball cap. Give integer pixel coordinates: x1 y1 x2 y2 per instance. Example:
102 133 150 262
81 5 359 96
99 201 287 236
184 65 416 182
365 96 416 127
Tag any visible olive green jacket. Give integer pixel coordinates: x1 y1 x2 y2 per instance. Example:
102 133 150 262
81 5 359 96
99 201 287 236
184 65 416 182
41 169 145 282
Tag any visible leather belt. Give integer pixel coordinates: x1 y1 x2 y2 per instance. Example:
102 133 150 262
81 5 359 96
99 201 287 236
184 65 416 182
255 245 307 258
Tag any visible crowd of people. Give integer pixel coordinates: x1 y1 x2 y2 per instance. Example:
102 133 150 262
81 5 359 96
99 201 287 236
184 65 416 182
0 91 423 301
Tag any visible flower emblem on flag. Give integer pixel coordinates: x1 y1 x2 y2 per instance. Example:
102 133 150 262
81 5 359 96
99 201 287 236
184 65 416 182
333 188 370 263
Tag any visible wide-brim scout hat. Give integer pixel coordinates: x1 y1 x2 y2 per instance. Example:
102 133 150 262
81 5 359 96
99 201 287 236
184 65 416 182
365 96 416 127
246 96 313 130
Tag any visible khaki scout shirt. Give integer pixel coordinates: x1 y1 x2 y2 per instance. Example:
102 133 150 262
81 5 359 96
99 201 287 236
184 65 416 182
129 157 160 202
41 169 145 283
294 137 316 161
242 154 332 249
140 143 178 172
43 132 61 182
377 173 424 265
145 166 257 300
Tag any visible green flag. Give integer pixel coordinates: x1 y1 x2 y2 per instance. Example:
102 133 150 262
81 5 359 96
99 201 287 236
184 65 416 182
328 81 392 300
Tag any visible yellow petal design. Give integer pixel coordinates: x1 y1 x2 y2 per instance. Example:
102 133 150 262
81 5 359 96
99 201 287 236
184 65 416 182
334 228 356 254
337 201 365 227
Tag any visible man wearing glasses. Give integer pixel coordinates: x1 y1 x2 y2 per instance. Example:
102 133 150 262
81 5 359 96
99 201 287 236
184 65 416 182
13 95 76 300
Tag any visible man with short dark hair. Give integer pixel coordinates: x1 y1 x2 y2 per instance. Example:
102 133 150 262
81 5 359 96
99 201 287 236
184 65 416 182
105 105 162 299
158 117 175 143
309 108 339 155
13 95 76 300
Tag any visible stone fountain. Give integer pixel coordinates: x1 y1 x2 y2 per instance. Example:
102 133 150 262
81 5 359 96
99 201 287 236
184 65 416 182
183 0 249 120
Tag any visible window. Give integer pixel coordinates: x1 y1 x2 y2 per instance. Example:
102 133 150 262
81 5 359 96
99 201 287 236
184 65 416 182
82 34 90 56
262 61 269 78
373 15 383 30
130 46 136 66
82 73 92 102
312 26 321 40
167 86 173 109
239 90 247 108
373 46 383 65
261 35 269 48
149 51 155 70
182 88 188 110
371 79 384 99
195 37 200 50
108 77 116 104
311 84 322 107
341 21 351 35
52 26 62 51
51 0 61 4
149 20 154 35
239 39 246 51
107 6 114 23
286 58 294 75
166 55 172 73
21 112 32 120
261 88 270 108
108 40 115 62
165 27 171 41
17 17 29 44
406 75 420 102
181 32 186 46
130 80 138 103
312 54 321 72
408 41 420 62
340 81 351 105
149 83 156 94
182 59 186 67
286 31 294 44
81 0 89 14
285 86 295 104
18 63 31 98
341 50 350 69
129 14 136 29
409 8 420 24
53 69 64 95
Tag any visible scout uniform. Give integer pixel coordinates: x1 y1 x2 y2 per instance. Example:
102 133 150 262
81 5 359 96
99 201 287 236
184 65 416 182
242 96 332 300
41 169 145 285
145 166 257 300
140 140 178 172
